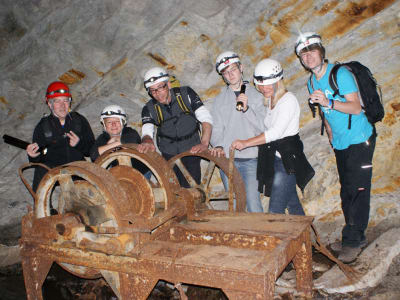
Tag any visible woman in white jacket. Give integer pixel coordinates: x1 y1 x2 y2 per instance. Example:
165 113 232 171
231 59 314 215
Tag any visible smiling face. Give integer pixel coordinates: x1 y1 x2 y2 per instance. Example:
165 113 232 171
48 96 70 121
104 117 123 136
148 80 171 105
257 84 275 98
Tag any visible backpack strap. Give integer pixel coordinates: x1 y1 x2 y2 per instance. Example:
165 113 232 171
329 63 352 130
174 87 191 114
153 103 164 125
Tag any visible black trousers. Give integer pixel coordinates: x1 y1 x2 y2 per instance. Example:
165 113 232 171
162 153 201 188
334 133 376 247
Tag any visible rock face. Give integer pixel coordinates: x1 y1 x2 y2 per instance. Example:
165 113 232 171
0 0 399 246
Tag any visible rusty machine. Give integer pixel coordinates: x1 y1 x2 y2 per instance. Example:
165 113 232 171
19 144 314 299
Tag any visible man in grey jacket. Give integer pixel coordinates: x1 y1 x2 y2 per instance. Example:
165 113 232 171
210 51 266 212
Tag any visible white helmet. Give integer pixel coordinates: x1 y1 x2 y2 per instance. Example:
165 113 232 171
253 59 283 86
215 51 241 74
295 32 322 56
100 105 127 129
143 67 169 89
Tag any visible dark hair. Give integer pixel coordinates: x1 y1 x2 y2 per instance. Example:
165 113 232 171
298 44 327 71
299 44 325 58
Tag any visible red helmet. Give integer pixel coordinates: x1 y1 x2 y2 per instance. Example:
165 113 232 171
46 81 72 101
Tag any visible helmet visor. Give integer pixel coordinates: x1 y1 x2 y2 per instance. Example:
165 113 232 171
101 110 126 118
144 74 168 86
253 69 283 83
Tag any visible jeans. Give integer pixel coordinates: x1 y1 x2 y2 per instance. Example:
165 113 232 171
268 156 305 215
334 133 376 247
220 158 263 212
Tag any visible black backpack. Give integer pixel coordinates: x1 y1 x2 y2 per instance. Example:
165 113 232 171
329 61 384 129
309 61 384 134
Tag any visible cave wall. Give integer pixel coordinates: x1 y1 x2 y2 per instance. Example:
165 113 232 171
0 0 399 243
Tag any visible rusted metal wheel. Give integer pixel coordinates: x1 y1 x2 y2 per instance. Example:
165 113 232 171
167 151 246 212
95 144 181 212
34 161 130 279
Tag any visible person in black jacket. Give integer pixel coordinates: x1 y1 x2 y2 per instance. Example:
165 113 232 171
90 105 149 176
26 81 95 192
231 59 314 215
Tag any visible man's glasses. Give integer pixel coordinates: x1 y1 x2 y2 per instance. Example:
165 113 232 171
149 83 168 94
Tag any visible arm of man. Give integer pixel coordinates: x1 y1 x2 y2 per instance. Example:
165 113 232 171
137 106 157 153
27 122 46 162
190 93 213 153
310 67 361 115
138 124 156 153
242 87 266 134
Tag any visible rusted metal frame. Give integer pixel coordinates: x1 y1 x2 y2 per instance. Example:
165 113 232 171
123 202 186 230
18 162 51 201
20 242 268 295
228 148 235 211
119 272 158 300
168 151 247 212
169 226 282 251
200 159 216 203
292 228 313 298
174 158 199 187
20 254 53 300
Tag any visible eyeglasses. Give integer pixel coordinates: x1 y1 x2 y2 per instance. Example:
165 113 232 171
221 66 239 76
253 69 283 83
149 83 168 94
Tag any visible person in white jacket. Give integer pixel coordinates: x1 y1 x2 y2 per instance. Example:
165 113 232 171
232 59 314 215
210 51 266 212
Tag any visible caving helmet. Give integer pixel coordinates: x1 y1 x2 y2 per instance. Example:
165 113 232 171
100 105 127 130
143 67 169 90
215 51 241 74
253 59 283 86
46 81 72 103
295 32 323 56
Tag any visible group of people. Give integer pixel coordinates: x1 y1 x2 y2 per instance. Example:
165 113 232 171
26 31 376 264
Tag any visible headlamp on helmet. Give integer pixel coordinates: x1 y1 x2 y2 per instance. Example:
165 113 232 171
215 51 241 74
143 67 169 89
46 81 72 102
100 105 127 130
295 32 322 56
253 59 283 86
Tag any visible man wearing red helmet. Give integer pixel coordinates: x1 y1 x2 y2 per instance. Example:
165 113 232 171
26 81 95 191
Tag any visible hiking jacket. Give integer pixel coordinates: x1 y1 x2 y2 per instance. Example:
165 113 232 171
141 86 206 155
29 112 95 191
